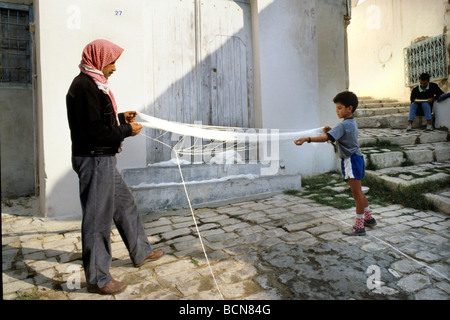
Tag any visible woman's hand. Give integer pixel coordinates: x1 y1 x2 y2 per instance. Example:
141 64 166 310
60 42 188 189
124 111 138 124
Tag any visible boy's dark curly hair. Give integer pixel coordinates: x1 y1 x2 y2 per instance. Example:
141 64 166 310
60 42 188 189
419 73 430 81
333 91 359 113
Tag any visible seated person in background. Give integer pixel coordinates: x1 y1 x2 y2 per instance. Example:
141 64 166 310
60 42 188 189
407 72 444 131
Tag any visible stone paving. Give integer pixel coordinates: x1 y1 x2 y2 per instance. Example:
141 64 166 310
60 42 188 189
2 193 449 301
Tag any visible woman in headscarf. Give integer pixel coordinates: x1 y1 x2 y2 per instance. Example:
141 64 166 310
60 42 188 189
67 39 164 295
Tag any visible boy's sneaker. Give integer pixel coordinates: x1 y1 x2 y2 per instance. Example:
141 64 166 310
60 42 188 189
426 124 433 131
364 218 377 228
406 124 412 131
343 227 366 236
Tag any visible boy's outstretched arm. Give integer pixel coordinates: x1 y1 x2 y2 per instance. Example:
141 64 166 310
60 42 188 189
294 126 331 146
294 135 330 146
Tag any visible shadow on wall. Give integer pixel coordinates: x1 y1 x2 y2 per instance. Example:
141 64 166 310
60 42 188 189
140 0 255 164
0 87 35 199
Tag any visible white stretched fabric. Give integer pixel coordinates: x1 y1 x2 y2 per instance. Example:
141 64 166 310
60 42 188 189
137 112 324 142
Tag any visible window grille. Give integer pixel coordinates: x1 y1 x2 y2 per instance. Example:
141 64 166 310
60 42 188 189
0 3 32 85
404 34 447 87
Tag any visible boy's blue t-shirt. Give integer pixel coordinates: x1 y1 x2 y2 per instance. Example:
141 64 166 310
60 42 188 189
327 118 362 159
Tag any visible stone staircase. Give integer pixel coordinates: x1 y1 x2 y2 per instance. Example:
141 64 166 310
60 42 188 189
355 97 427 129
354 96 450 213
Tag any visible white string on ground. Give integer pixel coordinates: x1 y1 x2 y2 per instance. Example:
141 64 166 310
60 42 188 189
173 150 225 300
141 129 225 297
324 213 450 282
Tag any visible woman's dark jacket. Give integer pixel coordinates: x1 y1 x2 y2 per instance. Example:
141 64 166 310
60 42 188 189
66 73 132 156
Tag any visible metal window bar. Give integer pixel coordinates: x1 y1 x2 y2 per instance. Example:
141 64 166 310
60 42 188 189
0 6 31 84
404 34 447 87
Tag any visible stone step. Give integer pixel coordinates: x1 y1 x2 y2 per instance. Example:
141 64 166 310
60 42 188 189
358 96 397 103
123 162 269 185
365 161 450 191
355 106 410 117
358 96 374 100
358 101 408 109
335 141 450 172
358 128 449 147
128 172 301 212
424 189 450 214
356 113 428 129
123 161 301 212
362 141 450 169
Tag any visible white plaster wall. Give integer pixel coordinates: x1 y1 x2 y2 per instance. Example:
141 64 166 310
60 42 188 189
35 0 147 217
435 98 450 130
316 0 349 129
348 0 448 101
252 0 337 176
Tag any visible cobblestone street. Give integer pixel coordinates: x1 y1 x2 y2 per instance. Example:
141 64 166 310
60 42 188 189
2 194 449 301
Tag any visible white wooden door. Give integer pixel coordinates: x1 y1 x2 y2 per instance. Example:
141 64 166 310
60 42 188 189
144 0 254 164
200 0 254 129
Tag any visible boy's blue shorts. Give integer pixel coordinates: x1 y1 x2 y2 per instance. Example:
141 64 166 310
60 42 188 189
341 154 365 181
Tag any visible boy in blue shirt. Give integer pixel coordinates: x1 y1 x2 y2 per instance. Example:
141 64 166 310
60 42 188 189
294 91 376 236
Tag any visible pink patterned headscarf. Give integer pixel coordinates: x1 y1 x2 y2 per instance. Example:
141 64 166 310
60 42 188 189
79 39 124 124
